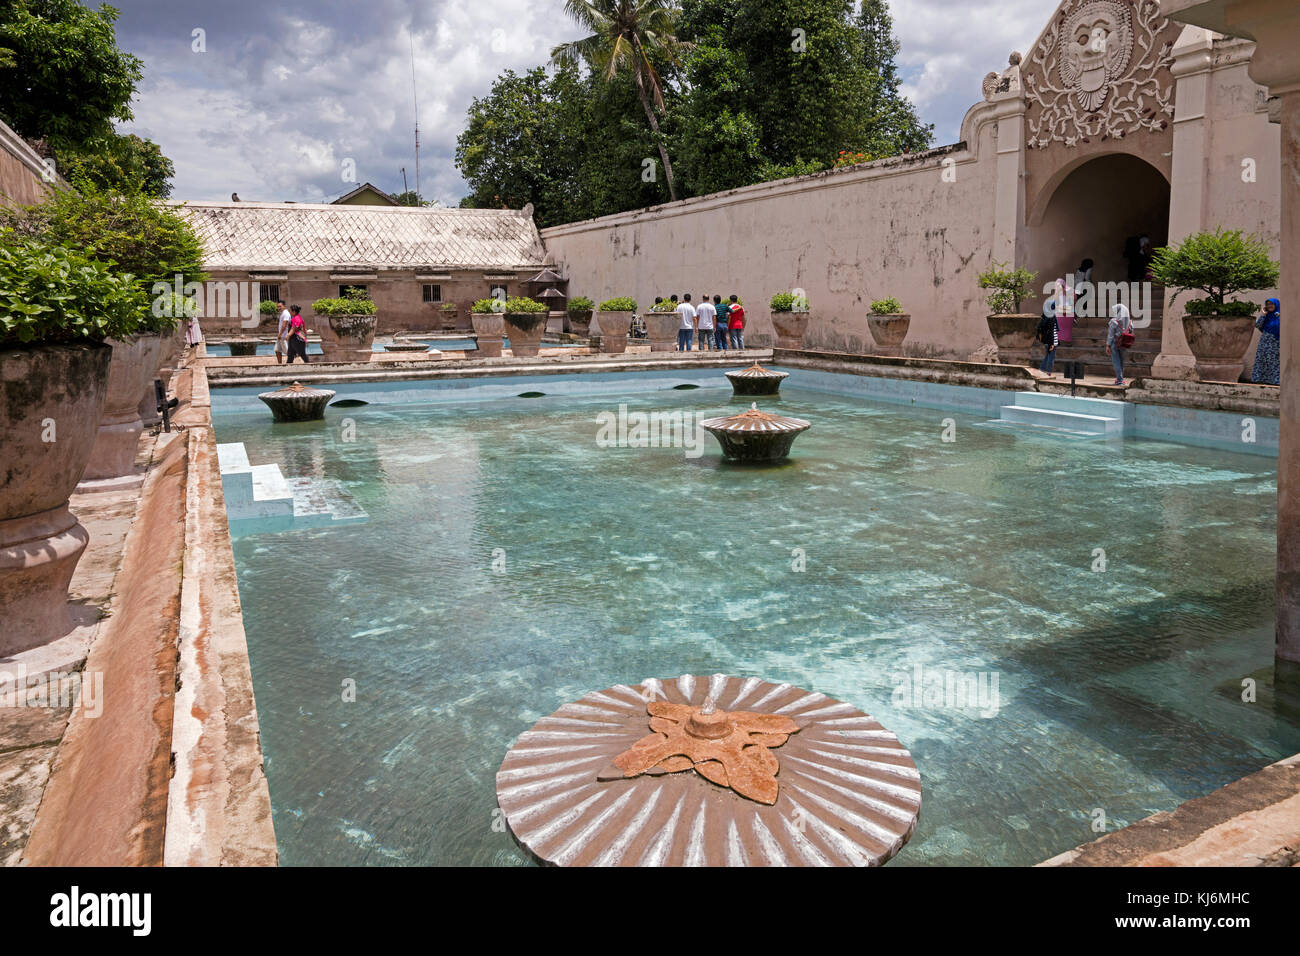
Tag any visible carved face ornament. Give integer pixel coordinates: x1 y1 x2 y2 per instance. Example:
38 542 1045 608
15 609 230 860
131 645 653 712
1059 1 1133 112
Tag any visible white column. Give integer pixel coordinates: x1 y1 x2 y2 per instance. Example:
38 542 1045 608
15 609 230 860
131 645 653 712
989 91 1027 268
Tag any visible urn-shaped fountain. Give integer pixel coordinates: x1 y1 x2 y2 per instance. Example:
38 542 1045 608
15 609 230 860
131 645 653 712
257 381 337 422
702 403 811 462
724 362 789 396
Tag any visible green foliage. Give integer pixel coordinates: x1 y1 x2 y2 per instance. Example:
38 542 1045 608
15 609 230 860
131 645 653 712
504 295 547 314
0 1 143 152
259 299 278 315
649 299 678 312
1150 229 1279 310
567 295 594 314
0 182 205 291
1184 298 1258 317
471 297 504 314
392 190 433 207
61 133 175 198
769 290 808 312
599 296 637 312
439 301 458 311
0 228 149 346
870 296 902 314
312 288 378 316
977 262 1038 314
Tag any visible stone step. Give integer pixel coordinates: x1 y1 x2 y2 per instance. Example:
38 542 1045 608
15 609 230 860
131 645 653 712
1012 391 1129 417
999 403 1126 436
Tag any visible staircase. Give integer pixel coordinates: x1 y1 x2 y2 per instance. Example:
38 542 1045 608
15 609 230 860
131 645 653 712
1052 285 1163 380
986 391 1131 438
217 442 368 531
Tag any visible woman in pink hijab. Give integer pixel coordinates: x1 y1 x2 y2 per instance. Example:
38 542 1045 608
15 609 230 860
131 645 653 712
1053 277 1074 344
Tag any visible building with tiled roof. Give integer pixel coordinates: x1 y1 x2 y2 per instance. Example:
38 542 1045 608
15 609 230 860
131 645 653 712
175 200 550 334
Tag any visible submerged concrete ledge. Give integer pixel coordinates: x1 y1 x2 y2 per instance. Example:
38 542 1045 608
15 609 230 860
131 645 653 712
1040 752 1300 867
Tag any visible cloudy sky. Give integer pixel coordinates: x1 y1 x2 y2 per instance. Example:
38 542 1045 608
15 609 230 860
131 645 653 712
111 0 1055 205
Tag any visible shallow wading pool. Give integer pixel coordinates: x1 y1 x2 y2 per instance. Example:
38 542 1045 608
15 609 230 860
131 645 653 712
211 369 1295 866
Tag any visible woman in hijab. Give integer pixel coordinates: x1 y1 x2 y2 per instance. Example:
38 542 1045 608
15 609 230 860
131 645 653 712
1252 298 1281 386
1037 293 1060 375
1106 302 1134 386
1054 276 1074 344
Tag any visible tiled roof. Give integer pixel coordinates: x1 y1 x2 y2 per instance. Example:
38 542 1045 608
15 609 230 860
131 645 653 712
172 201 548 271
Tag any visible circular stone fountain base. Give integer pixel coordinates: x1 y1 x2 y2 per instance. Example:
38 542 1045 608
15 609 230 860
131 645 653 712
257 382 337 422
495 674 921 866
702 403 810 462
724 363 789 396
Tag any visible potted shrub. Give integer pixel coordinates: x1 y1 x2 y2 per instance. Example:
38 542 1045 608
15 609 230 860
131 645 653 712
438 301 459 331
566 295 594 336
978 262 1039 364
645 299 679 352
312 289 378 362
502 295 549 357
596 297 636 354
470 297 505 358
769 291 811 350
1151 228 1280 382
0 229 148 653
867 297 910 356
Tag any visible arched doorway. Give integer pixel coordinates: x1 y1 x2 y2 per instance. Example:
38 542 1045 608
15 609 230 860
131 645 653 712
1023 153 1171 376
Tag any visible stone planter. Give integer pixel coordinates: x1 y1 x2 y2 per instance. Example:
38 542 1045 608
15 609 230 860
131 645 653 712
438 307 460 331
258 381 337 422
320 313 377 363
83 333 161 481
867 313 911 357
503 312 548 357
645 311 679 352
470 312 505 358
596 312 631 354
770 310 811 350
567 309 593 337
1182 314 1256 383
985 313 1040 365
0 342 111 654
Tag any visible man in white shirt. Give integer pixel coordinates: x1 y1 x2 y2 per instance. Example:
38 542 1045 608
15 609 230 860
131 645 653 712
676 294 697 351
274 301 291 364
695 295 715 351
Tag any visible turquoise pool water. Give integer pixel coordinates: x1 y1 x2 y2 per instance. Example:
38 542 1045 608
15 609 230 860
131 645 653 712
213 381 1293 866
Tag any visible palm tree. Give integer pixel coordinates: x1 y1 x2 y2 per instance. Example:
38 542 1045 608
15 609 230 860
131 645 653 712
551 0 688 201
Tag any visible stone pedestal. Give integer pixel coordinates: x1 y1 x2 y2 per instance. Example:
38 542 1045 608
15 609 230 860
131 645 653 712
82 335 159 481
470 313 504 358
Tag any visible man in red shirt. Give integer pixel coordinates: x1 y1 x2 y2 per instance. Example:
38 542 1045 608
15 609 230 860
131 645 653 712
727 295 745 350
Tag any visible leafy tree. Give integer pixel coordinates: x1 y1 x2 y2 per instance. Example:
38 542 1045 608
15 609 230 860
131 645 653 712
855 0 932 154
392 190 434 207
62 132 175 198
551 0 690 201
0 1 142 151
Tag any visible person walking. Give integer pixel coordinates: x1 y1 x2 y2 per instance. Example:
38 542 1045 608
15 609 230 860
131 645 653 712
1105 301 1134 386
712 295 729 350
1252 298 1281 386
728 295 745 350
695 294 715 351
1037 295 1059 376
676 294 697 351
286 305 310 364
274 300 291 365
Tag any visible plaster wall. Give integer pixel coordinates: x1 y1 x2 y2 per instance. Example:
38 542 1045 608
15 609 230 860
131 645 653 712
0 119 54 207
541 128 1004 362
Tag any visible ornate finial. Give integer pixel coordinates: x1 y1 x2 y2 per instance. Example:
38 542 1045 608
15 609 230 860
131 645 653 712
1009 51 1022 66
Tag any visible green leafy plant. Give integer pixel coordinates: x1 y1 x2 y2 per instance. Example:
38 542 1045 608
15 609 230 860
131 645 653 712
599 296 637 312
977 262 1037 314
567 295 594 314
471 297 504 314
769 291 809 312
439 301 458 311
504 295 547 314
870 297 903 314
649 299 677 312
1150 228 1279 315
0 229 150 346
259 299 278 315
312 288 378 316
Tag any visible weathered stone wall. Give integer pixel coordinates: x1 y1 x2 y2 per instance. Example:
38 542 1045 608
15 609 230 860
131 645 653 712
0 119 55 207
540 124 1004 361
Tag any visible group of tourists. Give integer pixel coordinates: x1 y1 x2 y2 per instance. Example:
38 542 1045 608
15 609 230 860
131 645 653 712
658 294 746 351
273 300 310 364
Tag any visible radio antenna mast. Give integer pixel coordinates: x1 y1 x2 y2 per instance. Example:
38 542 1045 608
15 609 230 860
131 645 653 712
409 31 421 205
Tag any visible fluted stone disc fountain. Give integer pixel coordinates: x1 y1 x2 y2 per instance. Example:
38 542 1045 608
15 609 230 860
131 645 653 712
495 674 922 866
702 403 810 462
724 362 789 396
257 381 337 422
